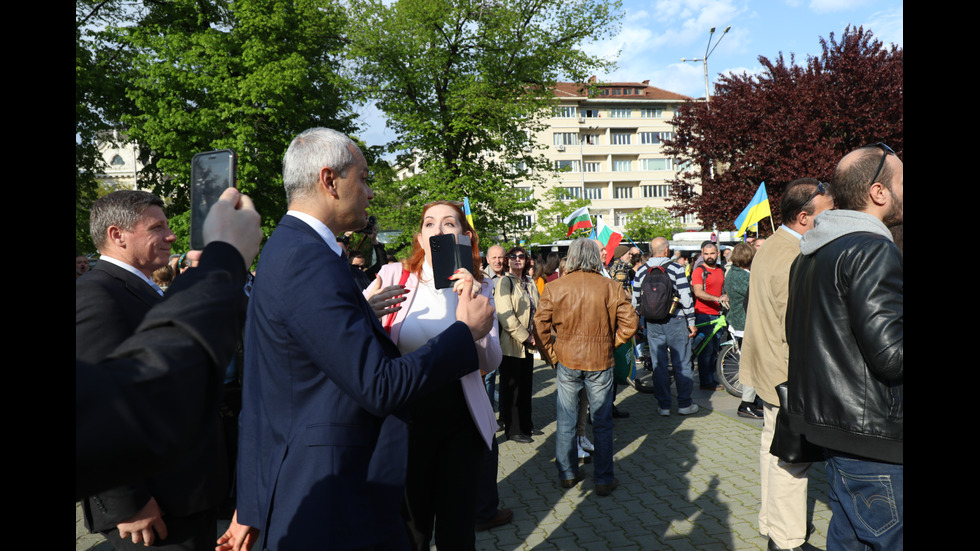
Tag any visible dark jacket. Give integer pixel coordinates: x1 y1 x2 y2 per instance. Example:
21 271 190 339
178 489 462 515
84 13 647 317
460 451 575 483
785 210 903 464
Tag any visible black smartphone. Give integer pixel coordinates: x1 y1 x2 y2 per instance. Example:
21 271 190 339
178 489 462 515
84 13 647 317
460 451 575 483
190 149 237 250
430 234 473 289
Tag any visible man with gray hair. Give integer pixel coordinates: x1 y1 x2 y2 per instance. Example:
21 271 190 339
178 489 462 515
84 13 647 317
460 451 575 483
534 238 637 496
232 127 495 551
78 189 230 550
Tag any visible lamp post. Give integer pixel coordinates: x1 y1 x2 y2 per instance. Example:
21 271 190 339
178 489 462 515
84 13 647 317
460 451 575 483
681 25 731 103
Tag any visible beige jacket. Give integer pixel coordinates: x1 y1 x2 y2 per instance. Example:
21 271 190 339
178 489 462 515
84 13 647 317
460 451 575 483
494 272 540 358
533 271 638 371
740 227 801 405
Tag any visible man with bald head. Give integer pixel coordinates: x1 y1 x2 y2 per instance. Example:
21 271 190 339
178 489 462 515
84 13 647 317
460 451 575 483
785 144 903 550
632 236 698 416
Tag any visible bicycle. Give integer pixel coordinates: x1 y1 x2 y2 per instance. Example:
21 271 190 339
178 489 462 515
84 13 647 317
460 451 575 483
692 311 743 397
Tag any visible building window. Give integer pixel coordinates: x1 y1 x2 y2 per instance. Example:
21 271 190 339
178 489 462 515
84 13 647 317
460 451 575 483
553 106 577 118
553 132 579 146
613 160 632 172
640 158 674 171
558 187 581 200
554 160 581 172
614 185 633 199
639 132 673 145
616 212 631 226
515 187 533 202
581 133 600 145
583 161 601 173
611 132 631 145
583 108 601 118
111 155 126 166
642 184 671 198
609 108 631 118
640 108 664 118
584 186 603 200
516 214 534 228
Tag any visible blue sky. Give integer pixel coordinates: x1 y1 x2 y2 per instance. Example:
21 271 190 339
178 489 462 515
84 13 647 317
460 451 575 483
355 0 903 152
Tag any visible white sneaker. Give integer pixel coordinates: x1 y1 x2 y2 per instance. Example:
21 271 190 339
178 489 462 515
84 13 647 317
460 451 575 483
659 408 670 416
578 436 595 453
678 404 699 415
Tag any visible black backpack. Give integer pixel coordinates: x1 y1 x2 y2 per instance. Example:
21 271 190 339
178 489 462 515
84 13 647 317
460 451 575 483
637 264 676 320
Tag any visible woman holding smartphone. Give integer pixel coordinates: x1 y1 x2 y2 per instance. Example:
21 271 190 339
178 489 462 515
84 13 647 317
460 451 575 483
495 245 541 444
366 200 500 551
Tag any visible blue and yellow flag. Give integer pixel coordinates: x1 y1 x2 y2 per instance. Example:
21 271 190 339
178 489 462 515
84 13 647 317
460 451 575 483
733 182 771 238
463 197 474 228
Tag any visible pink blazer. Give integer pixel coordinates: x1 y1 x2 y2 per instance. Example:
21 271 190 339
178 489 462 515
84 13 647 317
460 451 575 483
368 263 501 448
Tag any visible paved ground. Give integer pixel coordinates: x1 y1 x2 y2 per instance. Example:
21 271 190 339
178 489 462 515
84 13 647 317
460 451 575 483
77 359 831 550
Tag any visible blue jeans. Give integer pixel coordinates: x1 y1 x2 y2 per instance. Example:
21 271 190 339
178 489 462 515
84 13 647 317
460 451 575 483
645 317 694 409
484 370 497 410
693 313 721 387
555 363 614 484
825 453 903 551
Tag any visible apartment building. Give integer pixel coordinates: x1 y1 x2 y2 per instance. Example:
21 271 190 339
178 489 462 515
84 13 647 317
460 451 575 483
528 79 699 233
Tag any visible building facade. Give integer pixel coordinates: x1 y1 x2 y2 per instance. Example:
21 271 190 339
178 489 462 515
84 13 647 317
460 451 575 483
528 79 698 234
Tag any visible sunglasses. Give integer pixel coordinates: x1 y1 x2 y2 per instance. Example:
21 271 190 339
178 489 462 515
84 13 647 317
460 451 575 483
508 253 527 260
865 142 896 187
802 181 828 208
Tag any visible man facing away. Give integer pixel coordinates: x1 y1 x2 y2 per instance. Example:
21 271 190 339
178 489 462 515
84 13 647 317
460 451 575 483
740 178 834 551
233 127 494 551
77 190 229 550
632 236 699 417
691 241 728 390
534 238 637 496
786 144 903 550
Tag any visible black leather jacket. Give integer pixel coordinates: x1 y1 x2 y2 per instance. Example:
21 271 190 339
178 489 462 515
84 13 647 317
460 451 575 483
785 231 903 464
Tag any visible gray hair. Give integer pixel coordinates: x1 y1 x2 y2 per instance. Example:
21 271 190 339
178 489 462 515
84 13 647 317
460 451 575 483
90 190 165 250
283 127 360 204
564 238 603 274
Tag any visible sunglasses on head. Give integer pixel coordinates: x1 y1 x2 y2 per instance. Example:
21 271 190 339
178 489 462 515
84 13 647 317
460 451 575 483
802 181 828 208
865 142 896 188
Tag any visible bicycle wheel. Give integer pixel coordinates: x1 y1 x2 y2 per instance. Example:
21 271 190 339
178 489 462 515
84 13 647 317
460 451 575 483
716 343 743 397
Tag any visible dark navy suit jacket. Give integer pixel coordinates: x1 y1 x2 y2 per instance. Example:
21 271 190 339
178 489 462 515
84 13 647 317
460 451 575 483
236 215 479 550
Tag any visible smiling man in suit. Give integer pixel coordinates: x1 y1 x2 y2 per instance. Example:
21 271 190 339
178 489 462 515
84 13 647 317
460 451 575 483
231 127 495 551
77 189 229 550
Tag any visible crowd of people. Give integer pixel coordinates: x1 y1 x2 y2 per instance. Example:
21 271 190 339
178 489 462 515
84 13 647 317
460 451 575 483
76 131 902 551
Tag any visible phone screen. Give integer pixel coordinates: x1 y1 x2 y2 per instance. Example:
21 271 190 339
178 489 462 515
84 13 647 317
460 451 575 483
190 149 237 250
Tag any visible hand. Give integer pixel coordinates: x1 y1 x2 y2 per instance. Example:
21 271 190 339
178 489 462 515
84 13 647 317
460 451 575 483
455 275 494 341
718 293 730 308
449 268 481 299
203 187 263 270
116 496 167 546
365 276 407 319
688 326 697 338
215 509 259 551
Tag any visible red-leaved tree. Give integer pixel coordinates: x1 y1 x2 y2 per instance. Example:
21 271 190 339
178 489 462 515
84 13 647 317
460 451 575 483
664 26 902 234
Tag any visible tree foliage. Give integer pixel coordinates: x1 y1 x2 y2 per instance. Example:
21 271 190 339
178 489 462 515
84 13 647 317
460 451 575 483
522 187 593 245
347 0 622 245
623 206 684 245
106 0 355 234
664 26 903 233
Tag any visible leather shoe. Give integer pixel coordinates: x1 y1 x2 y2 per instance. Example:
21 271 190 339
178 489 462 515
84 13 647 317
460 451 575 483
559 472 586 489
475 508 513 531
508 434 533 444
611 407 630 418
595 478 619 496
738 402 763 419
767 538 822 551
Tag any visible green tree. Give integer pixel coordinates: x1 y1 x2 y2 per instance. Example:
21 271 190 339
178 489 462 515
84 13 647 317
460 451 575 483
115 0 356 233
623 206 684 245
664 26 902 233
347 0 622 243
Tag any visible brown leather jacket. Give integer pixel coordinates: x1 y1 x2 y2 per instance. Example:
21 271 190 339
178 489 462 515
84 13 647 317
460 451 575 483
533 271 638 371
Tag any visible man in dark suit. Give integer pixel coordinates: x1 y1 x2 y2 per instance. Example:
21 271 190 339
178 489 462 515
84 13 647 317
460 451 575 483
231 128 495 551
77 189 228 550
77 187 262 501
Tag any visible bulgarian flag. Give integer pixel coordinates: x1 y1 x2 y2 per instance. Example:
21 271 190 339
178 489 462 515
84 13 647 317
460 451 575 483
596 217 623 265
563 206 592 236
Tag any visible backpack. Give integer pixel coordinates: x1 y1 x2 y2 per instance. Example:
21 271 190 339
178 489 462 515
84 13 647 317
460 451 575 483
637 264 676 320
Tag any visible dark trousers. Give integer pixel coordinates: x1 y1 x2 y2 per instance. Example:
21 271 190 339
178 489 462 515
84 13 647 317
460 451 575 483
498 354 533 437
404 382 484 551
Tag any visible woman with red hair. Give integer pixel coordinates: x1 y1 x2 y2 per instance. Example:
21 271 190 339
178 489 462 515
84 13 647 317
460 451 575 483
366 200 500 551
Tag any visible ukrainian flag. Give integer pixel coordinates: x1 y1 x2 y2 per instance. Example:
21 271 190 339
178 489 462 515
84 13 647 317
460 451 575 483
733 182 771 238
463 197 474 228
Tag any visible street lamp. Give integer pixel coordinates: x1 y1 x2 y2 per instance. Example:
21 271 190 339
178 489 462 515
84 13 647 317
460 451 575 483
681 25 731 103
